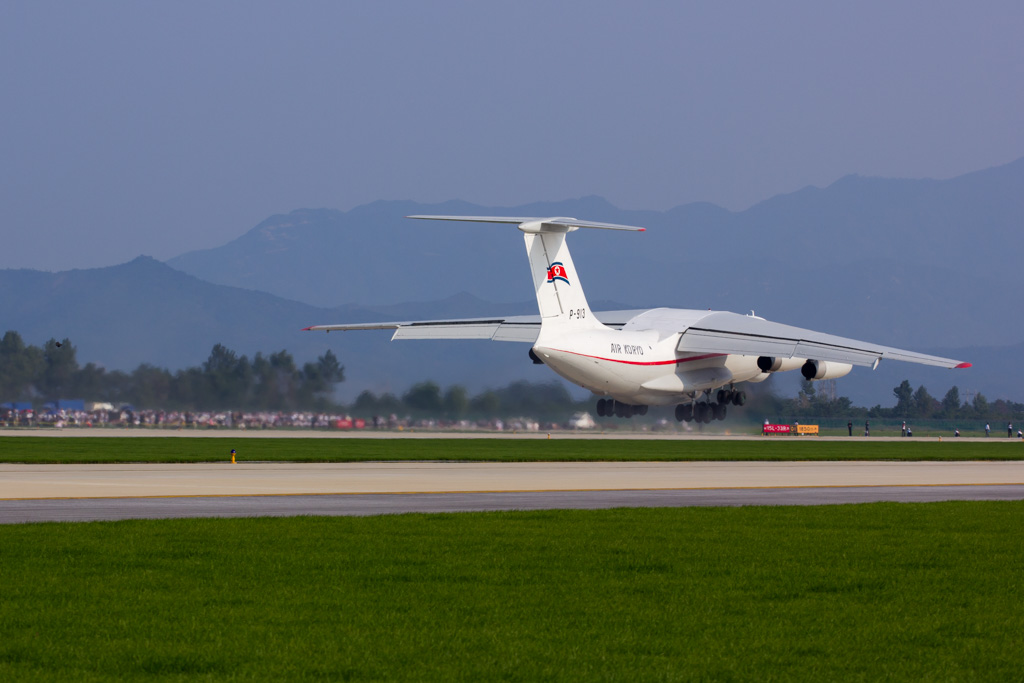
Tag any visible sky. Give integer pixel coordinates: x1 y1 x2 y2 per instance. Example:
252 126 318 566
1 0 1022 271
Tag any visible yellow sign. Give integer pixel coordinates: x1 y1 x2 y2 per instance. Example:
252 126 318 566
796 424 819 435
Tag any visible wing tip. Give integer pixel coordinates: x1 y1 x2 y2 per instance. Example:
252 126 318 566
955 362 972 369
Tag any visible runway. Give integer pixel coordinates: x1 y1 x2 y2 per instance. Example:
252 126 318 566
3 486 1023 523
2 460 1022 523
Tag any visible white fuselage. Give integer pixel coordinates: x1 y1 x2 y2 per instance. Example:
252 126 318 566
533 325 765 406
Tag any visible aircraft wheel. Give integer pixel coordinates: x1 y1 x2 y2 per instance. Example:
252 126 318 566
694 402 707 423
714 403 727 421
733 391 746 406
638 405 648 416
675 404 691 422
716 389 727 404
596 399 606 417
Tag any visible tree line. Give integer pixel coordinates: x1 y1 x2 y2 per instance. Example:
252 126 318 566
0 332 343 412
757 378 1024 423
4 330 1024 422
0 331 586 417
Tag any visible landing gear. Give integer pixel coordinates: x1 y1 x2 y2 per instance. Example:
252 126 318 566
675 401 714 423
596 398 648 419
675 388 744 423
716 388 747 406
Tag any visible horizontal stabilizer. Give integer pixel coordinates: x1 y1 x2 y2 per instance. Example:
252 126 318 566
407 215 645 233
303 310 640 342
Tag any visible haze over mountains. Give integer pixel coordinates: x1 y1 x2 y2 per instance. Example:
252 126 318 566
4 158 1022 406
168 158 1024 349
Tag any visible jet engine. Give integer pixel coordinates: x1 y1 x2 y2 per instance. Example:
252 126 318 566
756 356 805 373
800 359 853 380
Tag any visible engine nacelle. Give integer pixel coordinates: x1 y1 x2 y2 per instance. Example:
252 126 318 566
757 356 806 373
801 359 853 380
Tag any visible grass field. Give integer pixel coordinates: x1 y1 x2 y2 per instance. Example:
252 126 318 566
2 503 1022 681
1 435 1022 463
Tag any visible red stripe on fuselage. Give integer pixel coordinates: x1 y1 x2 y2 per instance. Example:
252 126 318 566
545 349 726 367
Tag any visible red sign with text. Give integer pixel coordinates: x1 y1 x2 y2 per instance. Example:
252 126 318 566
763 424 792 434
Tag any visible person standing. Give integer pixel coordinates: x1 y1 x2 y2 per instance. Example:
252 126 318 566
847 420 853 436
902 421 907 437
865 420 870 437
986 423 990 437
1009 423 1013 438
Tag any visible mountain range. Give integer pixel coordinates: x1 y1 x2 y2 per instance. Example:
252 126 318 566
3 157 1022 406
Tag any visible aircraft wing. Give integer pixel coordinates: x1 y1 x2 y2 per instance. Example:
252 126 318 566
303 310 641 342
657 310 970 369
305 307 970 369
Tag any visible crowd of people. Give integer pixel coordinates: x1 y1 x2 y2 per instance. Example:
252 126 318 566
0 406 556 432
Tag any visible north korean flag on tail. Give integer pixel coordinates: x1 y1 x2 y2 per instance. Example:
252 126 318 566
546 262 569 285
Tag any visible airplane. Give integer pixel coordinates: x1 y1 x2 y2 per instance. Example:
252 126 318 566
304 215 970 422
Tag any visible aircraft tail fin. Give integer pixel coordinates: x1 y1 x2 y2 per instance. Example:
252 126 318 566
407 215 645 336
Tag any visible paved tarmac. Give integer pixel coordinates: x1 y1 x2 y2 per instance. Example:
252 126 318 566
1 460 1022 523
3 486 1023 523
